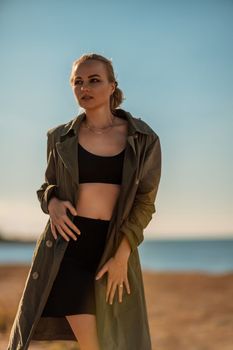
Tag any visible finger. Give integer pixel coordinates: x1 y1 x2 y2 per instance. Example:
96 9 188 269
106 277 113 303
64 201 78 216
59 221 78 241
56 225 70 242
125 278 131 294
109 282 118 305
118 282 124 303
63 216 81 236
50 221 57 240
96 264 108 280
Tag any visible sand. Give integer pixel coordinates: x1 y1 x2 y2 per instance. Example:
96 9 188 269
0 264 233 350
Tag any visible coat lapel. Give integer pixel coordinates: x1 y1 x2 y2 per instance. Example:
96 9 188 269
118 135 137 200
55 135 80 186
55 113 85 187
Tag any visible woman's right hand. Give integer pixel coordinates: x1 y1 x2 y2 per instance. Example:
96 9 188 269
48 197 81 241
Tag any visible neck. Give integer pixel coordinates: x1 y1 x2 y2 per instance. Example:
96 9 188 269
84 106 115 128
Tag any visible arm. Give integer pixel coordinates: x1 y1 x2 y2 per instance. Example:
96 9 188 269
96 133 161 305
117 134 162 253
114 235 131 262
36 131 58 214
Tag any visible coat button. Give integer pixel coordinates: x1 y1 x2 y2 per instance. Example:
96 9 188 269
32 271 39 280
46 239 53 248
134 134 138 139
135 178 139 185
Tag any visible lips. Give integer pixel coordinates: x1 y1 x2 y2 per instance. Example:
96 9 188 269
81 95 93 100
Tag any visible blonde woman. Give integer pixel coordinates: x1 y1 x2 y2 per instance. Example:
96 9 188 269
7 53 162 350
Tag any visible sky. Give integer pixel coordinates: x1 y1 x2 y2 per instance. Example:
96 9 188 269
0 0 232 240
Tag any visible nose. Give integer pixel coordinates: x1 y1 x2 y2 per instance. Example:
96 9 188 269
80 82 90 91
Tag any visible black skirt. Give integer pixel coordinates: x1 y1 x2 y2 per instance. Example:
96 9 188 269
41 215 110 317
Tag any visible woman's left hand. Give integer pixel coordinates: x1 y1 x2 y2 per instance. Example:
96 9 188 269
95 256 131 304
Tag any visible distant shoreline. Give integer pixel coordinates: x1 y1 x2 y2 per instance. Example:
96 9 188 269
0 238 36 244
1 236 233 244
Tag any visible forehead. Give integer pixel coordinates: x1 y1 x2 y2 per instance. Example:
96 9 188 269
74 60 107 78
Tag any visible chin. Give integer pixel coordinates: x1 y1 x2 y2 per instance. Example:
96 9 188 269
79 100 95 109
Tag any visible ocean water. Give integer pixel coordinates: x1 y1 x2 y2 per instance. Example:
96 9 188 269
139 239 233 273
0 239 233 273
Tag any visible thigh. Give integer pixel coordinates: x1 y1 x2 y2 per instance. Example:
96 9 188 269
66 314 100 350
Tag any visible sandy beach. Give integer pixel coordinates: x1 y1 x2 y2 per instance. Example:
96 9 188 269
0 264 233 350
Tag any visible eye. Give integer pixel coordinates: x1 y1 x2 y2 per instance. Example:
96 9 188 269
74 80 82 86
90 78 100 83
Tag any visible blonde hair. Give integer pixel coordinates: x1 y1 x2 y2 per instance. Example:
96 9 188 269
70 53 125 111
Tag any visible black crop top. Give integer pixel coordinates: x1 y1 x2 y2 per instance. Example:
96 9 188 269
78 142 125 184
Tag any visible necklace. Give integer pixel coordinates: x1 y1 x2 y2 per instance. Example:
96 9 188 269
84 115 115 134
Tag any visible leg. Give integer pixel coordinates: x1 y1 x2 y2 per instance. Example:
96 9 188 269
66 314 101 350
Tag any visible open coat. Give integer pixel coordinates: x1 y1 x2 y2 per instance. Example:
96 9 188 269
7 108 162 350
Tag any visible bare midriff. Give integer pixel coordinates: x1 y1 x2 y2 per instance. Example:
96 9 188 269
75 183 121 220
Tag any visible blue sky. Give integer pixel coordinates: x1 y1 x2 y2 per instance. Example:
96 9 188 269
0 0 232 239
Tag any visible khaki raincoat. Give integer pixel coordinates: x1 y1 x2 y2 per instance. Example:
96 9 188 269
7 108 161 350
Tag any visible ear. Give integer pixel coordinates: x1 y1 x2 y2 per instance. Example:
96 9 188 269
110 81 116 95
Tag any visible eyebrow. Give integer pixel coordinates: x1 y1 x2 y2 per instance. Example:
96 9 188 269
75 74 101 79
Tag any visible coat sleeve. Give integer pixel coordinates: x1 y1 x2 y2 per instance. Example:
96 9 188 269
36 130 59 214
119 134 162 253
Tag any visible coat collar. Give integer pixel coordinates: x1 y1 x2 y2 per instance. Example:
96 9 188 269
59 108 151 141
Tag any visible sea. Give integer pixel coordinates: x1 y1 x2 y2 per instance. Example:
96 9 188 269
0 238 233 274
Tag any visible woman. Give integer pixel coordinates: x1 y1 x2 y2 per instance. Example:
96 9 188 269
7 53 162 350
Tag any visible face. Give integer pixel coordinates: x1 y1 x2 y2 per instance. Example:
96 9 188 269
71 59 115 111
